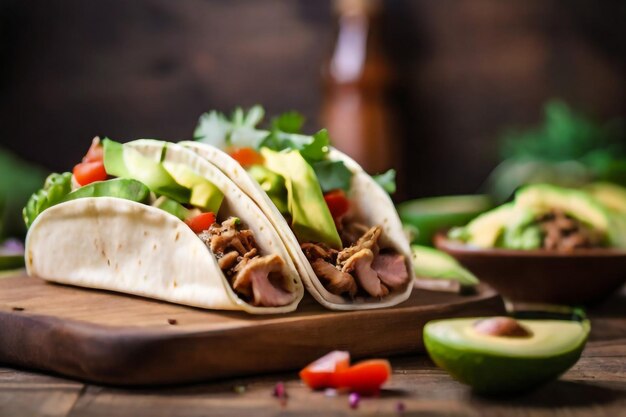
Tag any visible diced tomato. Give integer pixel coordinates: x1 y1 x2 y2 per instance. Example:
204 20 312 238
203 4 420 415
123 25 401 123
299 351 350 390
83 137 104 162
324 190 350 220
73 160 108 186
228 147 264 167
333 359 391 395
299 352 391 395
185 212 216 233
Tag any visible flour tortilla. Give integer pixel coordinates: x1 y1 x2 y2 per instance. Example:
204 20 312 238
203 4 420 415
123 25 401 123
25 140 303 314
181 141 415 310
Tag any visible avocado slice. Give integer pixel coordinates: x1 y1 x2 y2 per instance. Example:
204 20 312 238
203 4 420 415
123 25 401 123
585 182 626 214
411 245 478 286
103 139 190 204
449 203 534 249
399 195 493 245
261 149 342 249
152 196 189 220
424 317 590 394
247 165 288 214
162 161 224 214
62 178 150 203
515 184 610 234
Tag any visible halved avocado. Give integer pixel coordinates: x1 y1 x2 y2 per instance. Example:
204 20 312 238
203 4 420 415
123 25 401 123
398 195 493 245
424 317 590 394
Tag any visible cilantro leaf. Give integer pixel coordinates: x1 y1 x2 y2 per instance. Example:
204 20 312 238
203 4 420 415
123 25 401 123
312 160 353 193
300 129 330 162
194 106 269 149
373 169 397 194
271 111 305 133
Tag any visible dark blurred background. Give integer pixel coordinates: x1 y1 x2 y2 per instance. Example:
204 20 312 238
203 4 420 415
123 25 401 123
1 0 624 200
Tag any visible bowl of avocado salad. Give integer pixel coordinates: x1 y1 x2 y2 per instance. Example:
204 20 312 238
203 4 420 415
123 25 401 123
435 183 626 304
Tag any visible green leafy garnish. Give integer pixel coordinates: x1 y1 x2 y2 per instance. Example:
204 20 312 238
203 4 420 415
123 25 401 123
271 111 305 133
373 169 397 194
486 100 625 202
23 172 73 229
312 160 353 193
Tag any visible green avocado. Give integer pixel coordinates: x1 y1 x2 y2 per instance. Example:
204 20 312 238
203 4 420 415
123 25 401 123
398 195 493 245
261 148 342 249
152 196 189 220
411 245 478 286
103 139 190 204
450 184 621 249
247 164 288 214
162 161 224 214
424 317 590 394
585 182 626 214
449 203 534 249
515 184 611 234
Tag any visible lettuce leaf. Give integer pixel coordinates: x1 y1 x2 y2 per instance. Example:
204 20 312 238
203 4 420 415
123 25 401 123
23 172 72 229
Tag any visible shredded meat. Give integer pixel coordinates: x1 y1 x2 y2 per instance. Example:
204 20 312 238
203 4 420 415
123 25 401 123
337 226 382 264
301 222 410 299
232 255 294 307
539 210 603 251
301 243 338 262
372 253 409 289
339 222 370 246
311 259 357 297
199 217 293 307
217 251 239 270
342 249 389 298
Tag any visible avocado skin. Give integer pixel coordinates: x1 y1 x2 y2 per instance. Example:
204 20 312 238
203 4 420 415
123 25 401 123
423 320 589 394
63 178 150 204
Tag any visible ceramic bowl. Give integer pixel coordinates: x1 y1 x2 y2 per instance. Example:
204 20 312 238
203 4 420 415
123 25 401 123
434 234 626 305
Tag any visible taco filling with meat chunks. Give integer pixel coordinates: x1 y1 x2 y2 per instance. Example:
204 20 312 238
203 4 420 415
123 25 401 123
24 138 303 313
183 106 414 310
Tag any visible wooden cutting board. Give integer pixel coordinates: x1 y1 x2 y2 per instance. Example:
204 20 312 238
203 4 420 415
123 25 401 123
0 274 504 386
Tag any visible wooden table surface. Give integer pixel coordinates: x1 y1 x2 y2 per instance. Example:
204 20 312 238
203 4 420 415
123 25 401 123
2 286 625 417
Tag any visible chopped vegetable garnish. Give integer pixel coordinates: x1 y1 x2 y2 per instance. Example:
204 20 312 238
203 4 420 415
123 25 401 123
324 190 350 221
299 350 350 390
299 351 391 395
349 392 360 409
73 160 107 186
228 147 264 167
184 212 216 234
334 359 391 395
82 137 104 162
73 138 108 186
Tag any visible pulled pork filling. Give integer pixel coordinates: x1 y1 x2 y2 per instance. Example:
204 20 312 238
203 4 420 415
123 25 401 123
538 210 604 251
198 217 294 307
302 223 410 299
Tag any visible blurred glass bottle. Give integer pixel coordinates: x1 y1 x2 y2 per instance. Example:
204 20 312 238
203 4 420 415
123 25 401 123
321 0 398 177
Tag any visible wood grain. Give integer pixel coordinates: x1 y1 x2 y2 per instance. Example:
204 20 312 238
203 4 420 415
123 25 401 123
0 274 504 386
1 286 624 417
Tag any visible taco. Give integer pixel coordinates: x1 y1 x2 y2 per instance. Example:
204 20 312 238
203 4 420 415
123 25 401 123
24 138 303 314
182 106 414 310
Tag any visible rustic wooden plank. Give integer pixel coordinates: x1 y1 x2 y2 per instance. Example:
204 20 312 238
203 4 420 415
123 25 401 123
60 352 626 417
0 369 83 417
0 275 504 385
